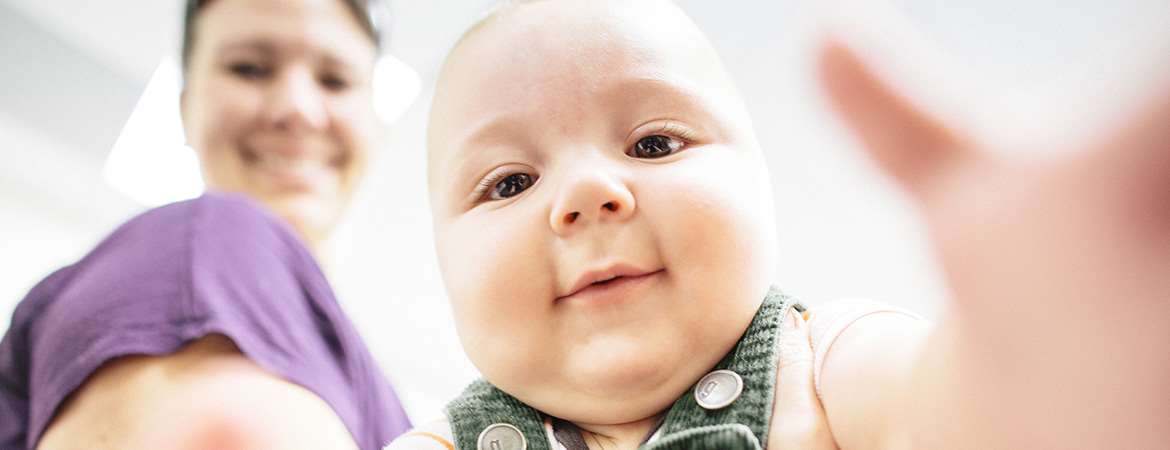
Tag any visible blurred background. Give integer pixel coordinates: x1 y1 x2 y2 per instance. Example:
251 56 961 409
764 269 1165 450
1 0 1167 421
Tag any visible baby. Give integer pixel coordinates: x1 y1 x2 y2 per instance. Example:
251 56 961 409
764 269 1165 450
392 1 928 449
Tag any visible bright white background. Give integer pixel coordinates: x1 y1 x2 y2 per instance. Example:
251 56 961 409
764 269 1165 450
1 0 1167 421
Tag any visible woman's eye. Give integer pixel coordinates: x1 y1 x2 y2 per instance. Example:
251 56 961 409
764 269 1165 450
490 173 535 200
320 73 349 91
228 62 270 79
630 135 683 159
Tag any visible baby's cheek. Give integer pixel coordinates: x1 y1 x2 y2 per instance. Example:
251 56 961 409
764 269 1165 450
639 149 777 339
651 149 776 273
438 213 555 377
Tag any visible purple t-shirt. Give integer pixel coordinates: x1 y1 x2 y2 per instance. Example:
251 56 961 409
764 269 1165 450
0 193 411 449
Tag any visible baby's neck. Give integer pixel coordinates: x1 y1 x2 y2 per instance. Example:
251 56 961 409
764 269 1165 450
571 413 663 450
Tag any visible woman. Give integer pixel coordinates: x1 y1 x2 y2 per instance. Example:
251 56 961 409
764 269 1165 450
0 0 410 448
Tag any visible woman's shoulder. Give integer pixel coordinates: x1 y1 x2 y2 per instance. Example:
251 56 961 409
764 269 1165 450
67 192 316 304
59 192 297 275
24 192 312 325
113 192 293 247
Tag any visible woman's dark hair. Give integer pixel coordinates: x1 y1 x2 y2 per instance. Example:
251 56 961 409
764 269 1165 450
180 0 389 70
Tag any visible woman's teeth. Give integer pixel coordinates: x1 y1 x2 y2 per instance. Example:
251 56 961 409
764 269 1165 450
248 151 336 191
255 153 322 172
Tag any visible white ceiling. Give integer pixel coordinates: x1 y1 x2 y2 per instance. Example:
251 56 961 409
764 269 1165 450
2 0 182 82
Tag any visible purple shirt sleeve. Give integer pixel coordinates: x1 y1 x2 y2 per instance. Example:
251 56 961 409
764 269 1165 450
0 192 411 449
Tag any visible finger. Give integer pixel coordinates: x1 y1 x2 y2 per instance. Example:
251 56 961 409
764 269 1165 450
769 309 838 450
773 309 819 411
818 40 974 199
1086 83 1170 221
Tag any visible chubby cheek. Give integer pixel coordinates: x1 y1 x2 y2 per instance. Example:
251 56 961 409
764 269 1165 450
437 206 557 384
641 146 777 335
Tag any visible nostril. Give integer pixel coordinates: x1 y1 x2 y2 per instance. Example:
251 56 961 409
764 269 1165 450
565 212 580 224
603 202 619 212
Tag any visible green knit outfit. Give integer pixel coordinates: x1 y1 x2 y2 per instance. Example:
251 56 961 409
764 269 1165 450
445 286 804 450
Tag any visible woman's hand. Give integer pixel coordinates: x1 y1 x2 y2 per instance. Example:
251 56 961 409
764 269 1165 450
768 310 839 450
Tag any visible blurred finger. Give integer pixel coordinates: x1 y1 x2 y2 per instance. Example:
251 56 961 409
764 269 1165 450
1087 83 1170 222
818 40 974 200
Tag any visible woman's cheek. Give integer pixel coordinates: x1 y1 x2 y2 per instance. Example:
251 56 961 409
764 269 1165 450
333 95 379 154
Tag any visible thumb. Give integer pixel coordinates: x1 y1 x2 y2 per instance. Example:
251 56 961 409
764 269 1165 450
818 40 975 201
768 309 838 450
773 308 819 412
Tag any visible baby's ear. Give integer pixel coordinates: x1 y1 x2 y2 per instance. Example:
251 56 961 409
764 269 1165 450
818 41 973 200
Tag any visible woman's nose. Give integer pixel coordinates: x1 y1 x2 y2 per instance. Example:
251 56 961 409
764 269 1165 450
262 68 328 134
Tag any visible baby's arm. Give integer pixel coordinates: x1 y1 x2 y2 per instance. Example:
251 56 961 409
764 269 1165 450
814 38 1170 449
806 301 930 450
384 418 456 450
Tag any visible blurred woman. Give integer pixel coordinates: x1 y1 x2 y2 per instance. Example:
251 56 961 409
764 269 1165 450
0 1 412 448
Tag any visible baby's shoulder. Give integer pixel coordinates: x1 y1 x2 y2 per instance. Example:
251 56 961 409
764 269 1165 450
804 298 927 395
385 416 455 450
805 298 924 347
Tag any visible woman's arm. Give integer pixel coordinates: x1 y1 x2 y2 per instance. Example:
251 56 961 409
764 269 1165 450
767 308 840 450
37 335 358 450
384 418 456 450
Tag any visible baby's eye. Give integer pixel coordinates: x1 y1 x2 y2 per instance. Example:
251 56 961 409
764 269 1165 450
629 135 683 159
490 173 535 200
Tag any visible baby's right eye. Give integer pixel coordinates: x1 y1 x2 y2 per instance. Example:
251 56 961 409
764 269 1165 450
488 173 535 200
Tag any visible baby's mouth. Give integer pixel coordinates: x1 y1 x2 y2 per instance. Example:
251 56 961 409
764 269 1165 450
558 266 666 303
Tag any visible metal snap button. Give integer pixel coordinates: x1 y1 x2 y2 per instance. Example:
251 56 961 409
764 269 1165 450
694 369 744 410
477 422 527 450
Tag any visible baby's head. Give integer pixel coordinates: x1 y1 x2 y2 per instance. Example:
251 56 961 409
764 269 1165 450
428 0 778 425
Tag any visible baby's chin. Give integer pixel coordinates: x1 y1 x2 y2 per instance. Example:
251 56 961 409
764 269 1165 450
529 335 723 424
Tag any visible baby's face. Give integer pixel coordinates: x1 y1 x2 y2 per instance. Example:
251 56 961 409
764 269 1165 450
429 0 778 424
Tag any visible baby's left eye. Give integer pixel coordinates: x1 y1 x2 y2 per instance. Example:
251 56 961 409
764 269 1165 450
629 135 683 159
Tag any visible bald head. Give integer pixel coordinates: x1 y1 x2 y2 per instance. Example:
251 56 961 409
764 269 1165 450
427 0 756 200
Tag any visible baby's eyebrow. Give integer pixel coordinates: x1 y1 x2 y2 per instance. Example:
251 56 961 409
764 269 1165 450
598 74 731 134
599 74 716 110
438 74 725 187
458 113 528 153
441 113 530 185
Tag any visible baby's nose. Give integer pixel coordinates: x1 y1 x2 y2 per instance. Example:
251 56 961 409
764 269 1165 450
549 174 635 235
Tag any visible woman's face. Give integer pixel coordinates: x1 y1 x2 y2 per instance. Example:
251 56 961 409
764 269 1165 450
181 0 379 245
